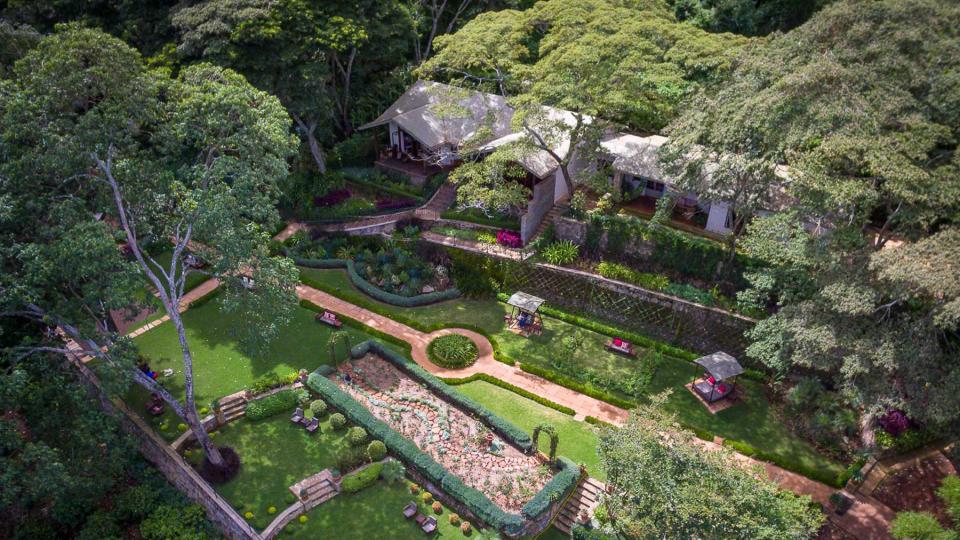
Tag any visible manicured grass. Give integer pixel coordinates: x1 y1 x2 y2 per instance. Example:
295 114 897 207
211 412 351 531
285 479 466 539
454 380 604 481
130 293 402 439
298 267 846 480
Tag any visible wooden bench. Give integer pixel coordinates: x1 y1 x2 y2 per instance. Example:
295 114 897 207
605 339 635 357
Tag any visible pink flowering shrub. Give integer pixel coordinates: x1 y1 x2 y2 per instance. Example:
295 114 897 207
496 229 522 248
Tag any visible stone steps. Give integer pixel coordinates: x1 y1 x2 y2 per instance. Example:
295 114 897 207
415 183 457 221
529 203 569 245
554 477 606 535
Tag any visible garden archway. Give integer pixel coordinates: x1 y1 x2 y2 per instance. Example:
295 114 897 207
532 423 559 463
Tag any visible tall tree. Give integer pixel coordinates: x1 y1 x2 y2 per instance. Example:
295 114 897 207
666 0 960 445
0 25 299 473
420 0 748 212
597 394 823 539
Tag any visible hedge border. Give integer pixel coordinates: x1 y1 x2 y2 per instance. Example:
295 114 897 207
292 254 461 307
442 373 576 416
721 439 844 488
305 339 580 534
298 298 413 355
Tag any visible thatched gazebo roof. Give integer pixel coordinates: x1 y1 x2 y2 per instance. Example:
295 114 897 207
694 352 743 381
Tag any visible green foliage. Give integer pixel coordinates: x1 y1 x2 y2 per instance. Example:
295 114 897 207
329 413 347 430
427 334 479 368
341 462 384 494
541 240 580 266
890 512 957 540
596 261 670 291
347 426 369 446
330 133 377 167
335 446 369 472
380 460 406 484
519 362 635 410
140 504 214 540
249 371 299 395
298 298 412 354
521 457 579 519
309 399 328 416
367 440 387 461
600 395 824 538
442 373 575 416
440 209 521 230
76 511 119 540
940 476 960 527
295 257 461 306
245 390 299 421
721 439 843 488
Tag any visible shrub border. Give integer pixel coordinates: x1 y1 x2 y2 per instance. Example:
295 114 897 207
292 254 461 307
305 340 579 535
442 373 576 416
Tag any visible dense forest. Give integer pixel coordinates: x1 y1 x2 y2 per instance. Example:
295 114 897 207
1 0 958 539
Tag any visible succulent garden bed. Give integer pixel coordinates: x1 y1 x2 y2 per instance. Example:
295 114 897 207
427 334 479 368
332 354 553 513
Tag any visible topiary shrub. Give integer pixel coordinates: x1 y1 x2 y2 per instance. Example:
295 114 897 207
309 399 327 417
199 446 241 484
245 390 299 421
938 475 960 526
367 440 387 461
890 511 953 540
432 501 442 514
335 446 368 472
427 334 479 368
460 522 472 534
329 412 347 430
348 426 368 446
422 491 433 503
341 462 384 494
449 513 461 526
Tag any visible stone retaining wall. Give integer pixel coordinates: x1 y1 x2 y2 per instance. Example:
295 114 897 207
67 357 262 540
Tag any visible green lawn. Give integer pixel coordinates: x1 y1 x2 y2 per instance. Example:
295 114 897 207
299 267 845 480
209 412 351 530
453 381 604 481
286 479 467 540
130 293 400 439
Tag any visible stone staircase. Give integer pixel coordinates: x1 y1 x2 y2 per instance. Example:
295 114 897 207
529 202 569 245
290 469 341 511
414 183 457 221
554 477 606 535
218 391 248 423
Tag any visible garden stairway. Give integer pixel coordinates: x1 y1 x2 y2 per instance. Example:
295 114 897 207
290 469 341 511
554 477 606 535
217 391 248 423
414 182 457 221
529 201 569 245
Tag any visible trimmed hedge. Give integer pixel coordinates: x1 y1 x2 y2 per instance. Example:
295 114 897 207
721 439 843 488
441 209 521 230
442 373 575 416
298 298 412 354
341 462 384 494
293 255 460 306
583 416 614 429
521 457 579 518
306 340 579 535
519 362 636 410
314 364 336 377
245 390 300 421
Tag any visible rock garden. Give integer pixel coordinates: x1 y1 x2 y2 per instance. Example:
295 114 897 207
332 353 553 513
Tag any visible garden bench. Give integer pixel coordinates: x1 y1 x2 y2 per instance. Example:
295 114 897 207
304 417 320 434
421 517 437 534
291 407 304 424
403 502 417 519
316 310 343 328
605 338 635 356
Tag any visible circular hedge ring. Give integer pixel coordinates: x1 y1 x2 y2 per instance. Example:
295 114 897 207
427 334 479 369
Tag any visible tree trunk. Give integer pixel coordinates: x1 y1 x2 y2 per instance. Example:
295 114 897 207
860 411 877 450
169 306 224 466
292 114 326 174
558 162 575 200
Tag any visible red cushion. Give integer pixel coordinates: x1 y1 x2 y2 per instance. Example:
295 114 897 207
717 384 727 393
707 376 716 385
613 338 622 346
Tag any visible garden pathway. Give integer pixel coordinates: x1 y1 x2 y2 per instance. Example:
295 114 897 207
294 282 897 539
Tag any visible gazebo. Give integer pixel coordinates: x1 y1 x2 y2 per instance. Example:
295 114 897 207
691 351 743 404
504 291 544 337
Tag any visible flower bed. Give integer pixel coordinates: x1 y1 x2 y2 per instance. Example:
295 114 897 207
306 341 579 536
427 334 479 368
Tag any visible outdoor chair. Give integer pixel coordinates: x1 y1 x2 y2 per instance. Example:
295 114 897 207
606 338 635 357
304 417 320 434
403 502 418 519
316 310 343 328
290 407 304 424
415 514 427 526
422 517 437 534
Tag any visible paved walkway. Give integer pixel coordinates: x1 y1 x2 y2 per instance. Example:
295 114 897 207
294 282 896 539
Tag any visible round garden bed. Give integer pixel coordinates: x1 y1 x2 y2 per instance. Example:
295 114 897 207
427 334 479 369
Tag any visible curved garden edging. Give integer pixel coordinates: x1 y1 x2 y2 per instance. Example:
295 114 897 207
292 255 461 307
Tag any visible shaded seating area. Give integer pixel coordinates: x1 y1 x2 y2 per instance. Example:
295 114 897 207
688 352 743 412
315 310 343 328
402 501 417 518
290 407 321 434
504 291 544 337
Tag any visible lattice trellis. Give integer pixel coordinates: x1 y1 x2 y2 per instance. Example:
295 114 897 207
498 261 753 356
